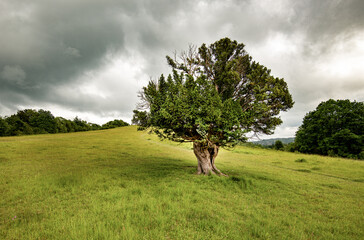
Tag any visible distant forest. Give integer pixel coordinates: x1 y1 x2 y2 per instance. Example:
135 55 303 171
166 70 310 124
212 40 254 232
252 138 295 146
0 109 129 137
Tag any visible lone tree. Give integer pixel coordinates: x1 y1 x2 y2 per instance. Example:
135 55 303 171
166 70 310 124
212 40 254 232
295 99 364 159
135 38 294 175
274 140 284 150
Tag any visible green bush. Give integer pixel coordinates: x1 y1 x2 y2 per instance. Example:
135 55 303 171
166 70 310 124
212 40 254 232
295 158 307 163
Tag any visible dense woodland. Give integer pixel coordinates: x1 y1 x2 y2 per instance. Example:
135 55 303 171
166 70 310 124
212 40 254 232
0 109 128 137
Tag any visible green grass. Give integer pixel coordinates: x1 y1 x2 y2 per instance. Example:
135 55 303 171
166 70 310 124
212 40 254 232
0 126 363 239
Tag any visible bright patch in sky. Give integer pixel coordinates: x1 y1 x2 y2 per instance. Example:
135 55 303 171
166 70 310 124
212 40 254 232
316 34 364 78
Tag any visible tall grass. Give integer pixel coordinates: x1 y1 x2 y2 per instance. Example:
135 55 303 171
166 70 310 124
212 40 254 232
0 126 363 239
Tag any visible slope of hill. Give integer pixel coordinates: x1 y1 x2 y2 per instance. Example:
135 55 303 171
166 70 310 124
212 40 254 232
252 137 295 146
0 126 363 239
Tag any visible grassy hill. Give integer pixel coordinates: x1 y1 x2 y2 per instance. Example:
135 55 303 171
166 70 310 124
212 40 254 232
251 137 295 146
0 126 363 239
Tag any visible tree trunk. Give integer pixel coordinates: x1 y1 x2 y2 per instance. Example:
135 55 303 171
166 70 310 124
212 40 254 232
193 142 227 176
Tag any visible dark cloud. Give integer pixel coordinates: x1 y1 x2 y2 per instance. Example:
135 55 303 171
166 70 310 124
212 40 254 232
298 0 364 50
0 0 126 107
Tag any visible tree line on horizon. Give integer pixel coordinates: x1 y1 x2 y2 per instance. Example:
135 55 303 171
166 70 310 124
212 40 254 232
240 99 363 159
246 139 296 152
0 109 129 137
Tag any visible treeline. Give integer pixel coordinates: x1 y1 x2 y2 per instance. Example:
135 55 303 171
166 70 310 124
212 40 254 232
0 109 129 137
245 100 364 160
244 140 297 152
248 138 363 160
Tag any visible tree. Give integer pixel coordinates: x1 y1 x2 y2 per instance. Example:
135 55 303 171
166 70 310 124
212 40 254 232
0 117 9 136
274 140 284 150
295 99 364 159
73 117 90 132
5 115 33 136
285 142 297 152
34 109 57 133
13 109 56 134
102 119 129 129
136 38 294 175
55 117 69 133
132 110 148 127
90 123 102 131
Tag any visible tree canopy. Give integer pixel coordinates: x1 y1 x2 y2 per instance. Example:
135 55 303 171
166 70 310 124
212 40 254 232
295 99 364 159
135 38 294 175
274 140 284 150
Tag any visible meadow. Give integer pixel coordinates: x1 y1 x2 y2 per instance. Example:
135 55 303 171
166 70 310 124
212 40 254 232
0 126 363 239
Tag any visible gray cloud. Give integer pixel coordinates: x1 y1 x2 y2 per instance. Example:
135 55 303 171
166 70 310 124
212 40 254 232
0 0 363 136
1 65 26 85
298 0 364 50
0 0 126 105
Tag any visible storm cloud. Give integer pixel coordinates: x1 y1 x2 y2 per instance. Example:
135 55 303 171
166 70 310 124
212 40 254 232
1 0 363 138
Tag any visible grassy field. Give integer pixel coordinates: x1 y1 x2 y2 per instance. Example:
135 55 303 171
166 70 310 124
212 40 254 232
0 126 363 239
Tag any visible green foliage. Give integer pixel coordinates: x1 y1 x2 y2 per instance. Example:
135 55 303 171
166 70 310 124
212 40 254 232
284 142 297 152
19 109 57 134
36 109 57 133
4 109 56 135
55 117 77 133
0 109 128 137
137 38 294 147
132 110 148 127
5 114 34 135
102 119 129 129
295 99 364 159
72 117 90 132
274 140 284 150
0 117 9 136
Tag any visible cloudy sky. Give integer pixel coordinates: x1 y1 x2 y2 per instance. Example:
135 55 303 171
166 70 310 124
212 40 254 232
1 0 363 139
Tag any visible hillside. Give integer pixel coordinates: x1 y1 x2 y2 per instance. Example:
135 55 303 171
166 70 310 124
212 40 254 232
0 126 363 239
252 137 295 146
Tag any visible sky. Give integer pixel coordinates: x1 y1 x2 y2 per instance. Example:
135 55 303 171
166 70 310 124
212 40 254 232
1 0 364 139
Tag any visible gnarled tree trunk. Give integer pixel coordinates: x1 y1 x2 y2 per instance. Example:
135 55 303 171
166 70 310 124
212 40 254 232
193 142 227 176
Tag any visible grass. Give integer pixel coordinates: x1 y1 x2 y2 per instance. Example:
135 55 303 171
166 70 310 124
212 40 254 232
0 126 363 239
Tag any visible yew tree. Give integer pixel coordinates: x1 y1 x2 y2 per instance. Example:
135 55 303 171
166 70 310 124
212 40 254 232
136 38 293 175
